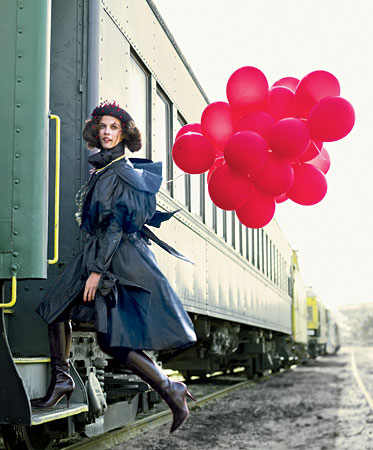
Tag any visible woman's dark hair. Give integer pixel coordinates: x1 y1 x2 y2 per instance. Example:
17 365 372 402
82 116 142 152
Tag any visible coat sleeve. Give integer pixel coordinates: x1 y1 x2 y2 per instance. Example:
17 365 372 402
86 171 156 274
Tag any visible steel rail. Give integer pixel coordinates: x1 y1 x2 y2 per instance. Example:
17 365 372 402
61 378 260 450
350 349 373 413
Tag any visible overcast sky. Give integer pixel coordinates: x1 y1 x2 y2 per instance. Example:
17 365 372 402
153 0 373 308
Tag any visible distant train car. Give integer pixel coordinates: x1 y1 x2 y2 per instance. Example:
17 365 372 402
307 289 328 357
0 1 332 448
291 251 308 363
325 310 341 355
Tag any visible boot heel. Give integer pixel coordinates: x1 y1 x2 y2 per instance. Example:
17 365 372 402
186 390 197 402
66 391 73 409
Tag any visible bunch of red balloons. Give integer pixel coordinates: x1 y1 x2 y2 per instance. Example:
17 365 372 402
172 67 355 228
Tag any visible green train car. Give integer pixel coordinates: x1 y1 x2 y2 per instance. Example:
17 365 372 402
0 1 337 448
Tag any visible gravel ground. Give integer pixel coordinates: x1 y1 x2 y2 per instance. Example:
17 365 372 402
113 347 373 450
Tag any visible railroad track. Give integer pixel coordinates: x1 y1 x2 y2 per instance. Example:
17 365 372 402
58 372 277 450
350 348 373 414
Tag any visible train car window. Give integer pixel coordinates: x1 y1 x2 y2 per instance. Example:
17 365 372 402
201 173 206 223
234 214 241 252
154 88 172 191
212 204 217 232
260 230 264 274
307 306 313 322
242 224 246 258
265 234 269 277
190 174 202 218
275 248 279 286
242 224 248 259
252 229 257 267
226 211 233 246
269 239 273 281
216 207 224 238
204 182 214 229
129 55 149 159
256 229 261 271
173 116 188 205
281 254 284 290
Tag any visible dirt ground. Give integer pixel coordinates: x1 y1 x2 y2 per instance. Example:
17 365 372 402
113 348 373 450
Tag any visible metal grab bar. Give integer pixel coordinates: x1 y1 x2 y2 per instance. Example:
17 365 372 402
48 114 61 264
0 276 17 308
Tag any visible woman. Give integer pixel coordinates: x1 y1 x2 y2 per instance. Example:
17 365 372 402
32 101 197 433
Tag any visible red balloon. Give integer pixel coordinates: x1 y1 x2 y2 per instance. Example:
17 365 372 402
266 86 297 120
269 118 310 159
308 147 330 174
252 152 294 196
201 102 234 152
275 193 288 203
172 132 216 174
226 66 269 115
224 131 268 175
207 156 225 183
287 164 328 205
308 96 355 142
175 123 202 141
235 111 275 142
208 164 251 211
236 187 276 229
295 70 341 118
298 140 323 162
272 77 299 93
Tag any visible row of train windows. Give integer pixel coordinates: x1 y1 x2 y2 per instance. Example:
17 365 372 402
127 53 289 293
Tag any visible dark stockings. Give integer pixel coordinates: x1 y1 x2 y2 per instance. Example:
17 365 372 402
97 333 196 433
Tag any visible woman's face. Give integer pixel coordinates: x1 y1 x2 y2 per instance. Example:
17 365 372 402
98 115 124 150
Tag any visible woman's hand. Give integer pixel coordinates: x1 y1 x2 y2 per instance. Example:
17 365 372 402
84 272 102 302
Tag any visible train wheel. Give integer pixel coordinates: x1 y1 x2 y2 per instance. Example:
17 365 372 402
1 424 55 450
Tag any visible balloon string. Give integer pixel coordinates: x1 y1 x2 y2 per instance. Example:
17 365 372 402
315 142 328 161
162 172 186 184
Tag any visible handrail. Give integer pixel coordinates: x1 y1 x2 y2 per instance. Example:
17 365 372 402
48 114 61 264
0 275 17 308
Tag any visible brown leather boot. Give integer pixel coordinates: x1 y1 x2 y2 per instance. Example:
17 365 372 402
31 321 75 408
125 350 196 433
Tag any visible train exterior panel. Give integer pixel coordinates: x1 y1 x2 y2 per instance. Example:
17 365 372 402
0 0 51 280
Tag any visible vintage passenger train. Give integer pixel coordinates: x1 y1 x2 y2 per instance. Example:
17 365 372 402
0 1 339 448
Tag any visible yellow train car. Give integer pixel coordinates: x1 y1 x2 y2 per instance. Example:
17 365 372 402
307 288 328 357
291 251 308 362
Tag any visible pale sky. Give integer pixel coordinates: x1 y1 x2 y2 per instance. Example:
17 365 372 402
154 0 373 308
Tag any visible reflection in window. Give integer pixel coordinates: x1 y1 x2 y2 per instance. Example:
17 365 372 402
154 89 171 190
129 55 148 158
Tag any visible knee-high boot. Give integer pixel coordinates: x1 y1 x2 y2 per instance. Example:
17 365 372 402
31 321 75 408
124 350 196 433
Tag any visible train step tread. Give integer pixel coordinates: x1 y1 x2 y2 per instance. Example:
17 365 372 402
31 402 88 425
14 357 50 364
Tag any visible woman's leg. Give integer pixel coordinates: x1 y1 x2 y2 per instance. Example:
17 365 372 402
97 333 196 433
31 321 75 408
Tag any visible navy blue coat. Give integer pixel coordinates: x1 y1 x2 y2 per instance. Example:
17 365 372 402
36 157 197 351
